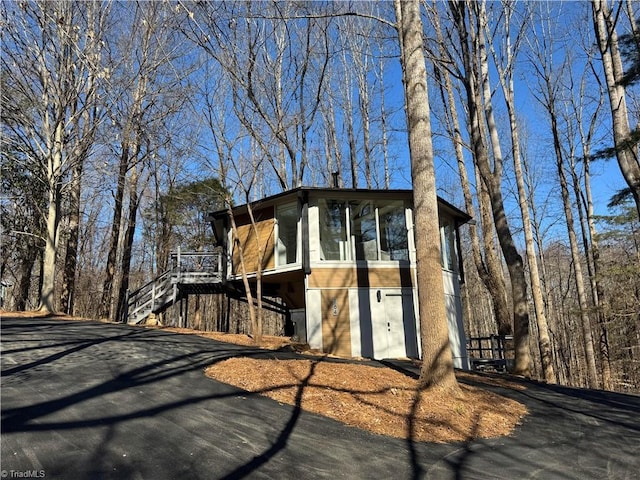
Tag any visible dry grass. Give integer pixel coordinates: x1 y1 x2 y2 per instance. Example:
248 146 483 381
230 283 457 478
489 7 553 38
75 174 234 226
4 312 528 443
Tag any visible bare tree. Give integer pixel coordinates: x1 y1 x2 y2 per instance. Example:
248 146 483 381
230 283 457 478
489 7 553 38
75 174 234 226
185 2 331 191
592 0 640 218
563 49 613 389
60 1 110 315
449 0 532 376
527 9 600 388
196 60 270 344
2 0 107 313
429 5 512 338
483 1 555 382
99 1 193 320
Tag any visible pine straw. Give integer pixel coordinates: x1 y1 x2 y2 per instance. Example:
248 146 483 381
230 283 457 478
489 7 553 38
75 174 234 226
205 357 528 443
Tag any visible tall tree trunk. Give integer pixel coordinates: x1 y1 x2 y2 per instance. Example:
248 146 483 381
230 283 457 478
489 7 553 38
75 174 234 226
100 144 130 319
513 140 555 382
36 2 75 314
60 162 82 315
378 55 391 189
484 2 555 382
450 0 531 376
592 0 640 218
245 201 265 345
583 156 612 389
227 205 259 344
59 2 101 316
476 167 513 336
395 0 459 391
432 19 512 337
549 114 600 389
577 14 614 388
345 87 358 187
355 51 373 188
39 123 64 314
115 166 140 324
570 152 612 389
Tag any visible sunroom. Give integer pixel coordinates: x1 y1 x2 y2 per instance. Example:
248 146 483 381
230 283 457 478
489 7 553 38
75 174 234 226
208 187 470 367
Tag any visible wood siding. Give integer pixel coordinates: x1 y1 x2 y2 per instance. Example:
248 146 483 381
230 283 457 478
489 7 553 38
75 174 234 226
232 209 276 275
321 289 352 357
308 266 414 289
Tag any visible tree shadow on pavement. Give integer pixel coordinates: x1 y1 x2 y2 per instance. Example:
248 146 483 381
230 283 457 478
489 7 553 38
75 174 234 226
2 315 639 480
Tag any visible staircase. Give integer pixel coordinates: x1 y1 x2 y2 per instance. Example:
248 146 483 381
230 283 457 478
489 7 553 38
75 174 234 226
125 251 223 324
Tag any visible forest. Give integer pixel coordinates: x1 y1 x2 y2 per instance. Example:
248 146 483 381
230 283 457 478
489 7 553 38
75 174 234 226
1 0 639 393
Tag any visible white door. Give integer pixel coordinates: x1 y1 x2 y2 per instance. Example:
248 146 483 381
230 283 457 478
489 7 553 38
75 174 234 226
371 290 418 359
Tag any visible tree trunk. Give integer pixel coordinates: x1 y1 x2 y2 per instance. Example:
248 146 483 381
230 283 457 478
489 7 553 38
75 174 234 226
476 168 512 336
59 2 100 316
227 206 259 344
343 54 358 190
115 166 140 324
38 123 64 314
592 0 640 218
485 3 555 381
60 162 83 315
432 24 512 337
513 144 555 382
395 0 459 391
100 144 130 319
549 110 600 389
378 55 391 189
450 0 531 376
583 156 612 389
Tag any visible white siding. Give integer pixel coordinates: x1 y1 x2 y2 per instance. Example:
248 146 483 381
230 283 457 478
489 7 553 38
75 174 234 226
442 270 469 369
305 289 323 351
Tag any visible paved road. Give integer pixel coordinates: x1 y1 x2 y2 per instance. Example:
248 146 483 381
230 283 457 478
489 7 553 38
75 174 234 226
1 317 639 479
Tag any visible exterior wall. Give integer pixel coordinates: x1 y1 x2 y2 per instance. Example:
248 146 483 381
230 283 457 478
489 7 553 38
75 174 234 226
320 288 352 356
304 200 468 366
442 270 470 369
307 266 415 289
231 208 276 275
305 265 419 358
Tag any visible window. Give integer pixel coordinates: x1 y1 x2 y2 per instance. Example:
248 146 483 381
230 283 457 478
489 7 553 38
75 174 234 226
379 201 409 261
276 203 299 266
318 198 409 262
350 201 378 261
319 200 348 260
439 217 456 271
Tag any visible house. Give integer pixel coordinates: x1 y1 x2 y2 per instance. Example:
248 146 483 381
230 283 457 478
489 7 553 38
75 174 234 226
208 187 471 369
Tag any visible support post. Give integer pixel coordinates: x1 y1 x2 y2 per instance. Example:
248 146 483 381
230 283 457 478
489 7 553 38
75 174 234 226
183 294 189 328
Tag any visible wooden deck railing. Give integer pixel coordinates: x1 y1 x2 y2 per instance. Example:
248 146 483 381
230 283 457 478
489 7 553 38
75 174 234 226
124 250 223 324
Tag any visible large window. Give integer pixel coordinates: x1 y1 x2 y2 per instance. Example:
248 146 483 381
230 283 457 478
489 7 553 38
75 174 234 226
439 217 456 271
379 201 409 261
276 203 299 266
319 199 409 262
319 200 348 260
350 201 378 261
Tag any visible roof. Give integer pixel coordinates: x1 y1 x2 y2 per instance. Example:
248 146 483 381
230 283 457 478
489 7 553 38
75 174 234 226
207 186 472 223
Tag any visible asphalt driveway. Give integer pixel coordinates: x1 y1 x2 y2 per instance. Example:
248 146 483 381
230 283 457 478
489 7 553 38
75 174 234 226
1 316 639 479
